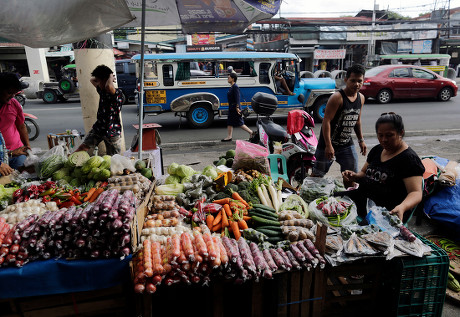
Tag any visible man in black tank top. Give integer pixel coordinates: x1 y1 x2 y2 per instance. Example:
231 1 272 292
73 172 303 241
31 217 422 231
312 64 367 188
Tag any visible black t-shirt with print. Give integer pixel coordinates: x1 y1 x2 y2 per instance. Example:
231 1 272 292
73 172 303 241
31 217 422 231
359 144 425 211
92 87 124 137
318 89 362 149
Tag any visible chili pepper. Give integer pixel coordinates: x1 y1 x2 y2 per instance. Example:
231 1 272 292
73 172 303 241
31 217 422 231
41 195 52 203
53 198 61 205
23 196 30 202
59 201 75 208
54 192 72 200
37 184 46 192
44 181 57 189
39 188 56 197
100 181 108 188
69 196 82 205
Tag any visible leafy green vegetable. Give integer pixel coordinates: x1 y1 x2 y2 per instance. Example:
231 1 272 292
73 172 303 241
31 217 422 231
176 165 195 178
279 194 310 218
0 184 19 206
167 162 179 175
155 184 184 195
165 175 181 185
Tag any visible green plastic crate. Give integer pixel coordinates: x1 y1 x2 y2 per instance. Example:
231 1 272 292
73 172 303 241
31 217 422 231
393 233 449 317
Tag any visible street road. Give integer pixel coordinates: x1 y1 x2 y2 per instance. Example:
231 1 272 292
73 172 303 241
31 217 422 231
24 96 460 150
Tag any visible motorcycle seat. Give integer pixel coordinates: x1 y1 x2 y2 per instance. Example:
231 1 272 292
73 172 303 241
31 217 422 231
260 118 289 142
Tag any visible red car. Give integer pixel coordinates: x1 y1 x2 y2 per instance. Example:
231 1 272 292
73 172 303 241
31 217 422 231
360 65 458 104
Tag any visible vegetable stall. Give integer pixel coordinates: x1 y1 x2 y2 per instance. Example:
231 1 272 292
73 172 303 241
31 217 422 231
0 141 453 317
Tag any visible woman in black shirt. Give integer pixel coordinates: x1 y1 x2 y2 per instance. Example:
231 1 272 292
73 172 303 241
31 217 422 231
341 113 425 222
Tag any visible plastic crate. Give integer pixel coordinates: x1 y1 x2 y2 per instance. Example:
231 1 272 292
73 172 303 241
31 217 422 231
393 233 449 317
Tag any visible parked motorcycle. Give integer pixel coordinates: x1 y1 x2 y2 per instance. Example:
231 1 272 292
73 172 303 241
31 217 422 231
249 92 318 187
24 113 40 141
14 91 26 107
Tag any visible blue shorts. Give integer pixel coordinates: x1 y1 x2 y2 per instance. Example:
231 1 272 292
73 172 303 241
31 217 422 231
9 154 27 170
312 144 358 177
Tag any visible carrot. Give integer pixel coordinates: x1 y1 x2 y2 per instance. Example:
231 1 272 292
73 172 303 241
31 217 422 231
88 188 104 203
238 219 249 230
84 188 96 202
212 223 222 232
243 216 252 221
206 214 214 229
212 198 231 205
230 220 241 240
221 209 229 228
212 211 222 227
223 204 232 217
232 192 250 207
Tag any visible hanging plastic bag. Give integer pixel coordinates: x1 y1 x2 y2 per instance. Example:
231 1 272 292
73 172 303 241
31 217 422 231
23 148 41 167
110 154 136 176
232 140 270 174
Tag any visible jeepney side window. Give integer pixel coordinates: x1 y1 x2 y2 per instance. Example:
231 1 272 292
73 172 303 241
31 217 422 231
259 63 271 84
144 61 158 79
163 64 174 86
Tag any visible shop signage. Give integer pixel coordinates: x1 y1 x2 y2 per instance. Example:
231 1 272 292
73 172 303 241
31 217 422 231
191 34 215 45
313 49 346 60
412 40 432 54
186 44 222 52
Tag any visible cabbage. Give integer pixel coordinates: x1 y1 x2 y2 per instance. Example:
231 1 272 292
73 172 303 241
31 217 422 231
167 162 179 175
203 168 218 180
155 184 184 195
0 184 19 204
176 165 195 178
165 175 181 185
181 175 193 184
202 165 215 173
52 167 70 181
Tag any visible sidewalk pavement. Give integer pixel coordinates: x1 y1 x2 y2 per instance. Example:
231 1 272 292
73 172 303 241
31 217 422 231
159 130 460 316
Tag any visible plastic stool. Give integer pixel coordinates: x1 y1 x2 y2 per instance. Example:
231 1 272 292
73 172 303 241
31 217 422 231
267 154 289 182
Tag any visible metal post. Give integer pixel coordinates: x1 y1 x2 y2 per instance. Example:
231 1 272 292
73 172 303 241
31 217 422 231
138 0 146 160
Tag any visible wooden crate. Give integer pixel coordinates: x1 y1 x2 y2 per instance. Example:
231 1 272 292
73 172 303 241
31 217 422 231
320 258 390 317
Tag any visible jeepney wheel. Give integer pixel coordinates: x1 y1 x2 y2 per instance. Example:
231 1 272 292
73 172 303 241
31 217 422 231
187 104 214 129
43 90 58 104
312 95 329 123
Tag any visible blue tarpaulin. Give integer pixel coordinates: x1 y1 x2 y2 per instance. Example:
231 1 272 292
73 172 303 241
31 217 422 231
0 256 131 299
424 184 460 242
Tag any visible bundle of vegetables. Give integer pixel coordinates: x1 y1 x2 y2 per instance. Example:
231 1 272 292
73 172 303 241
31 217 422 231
212 181 260 206
299 177 336 203
311 196 355 227
0 189 137 267
175 174 216 208
38 154 67 179
247 204 284 244
233 169 261 183
205 194 252 239
108 173 152 200
250 175 282 212
0 200 58 225
279 194 309 218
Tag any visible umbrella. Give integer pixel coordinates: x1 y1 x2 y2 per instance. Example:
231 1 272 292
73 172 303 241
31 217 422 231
0 0 280 48
0 0 281 158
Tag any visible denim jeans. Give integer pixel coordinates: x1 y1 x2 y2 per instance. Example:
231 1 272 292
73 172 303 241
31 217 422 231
9 154 26 170
312 144 358 177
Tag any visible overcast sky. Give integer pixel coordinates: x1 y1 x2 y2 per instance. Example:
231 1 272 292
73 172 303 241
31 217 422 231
278 0 460 18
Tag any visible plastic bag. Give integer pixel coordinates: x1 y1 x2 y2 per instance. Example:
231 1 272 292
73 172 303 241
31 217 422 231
308 196 357 227
110 154 136 176
343 233 379 256
326 234 344 256
39 144 67 163
23 148 41 167
365 199 401 237
299 177 336 203
232 140 270 174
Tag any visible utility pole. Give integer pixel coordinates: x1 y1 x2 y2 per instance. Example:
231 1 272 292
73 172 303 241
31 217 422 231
367 0 377 66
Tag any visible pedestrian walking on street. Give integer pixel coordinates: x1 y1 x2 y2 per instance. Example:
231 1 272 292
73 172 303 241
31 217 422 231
312 64 367 188
221 73 254 142
75 65 124 155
